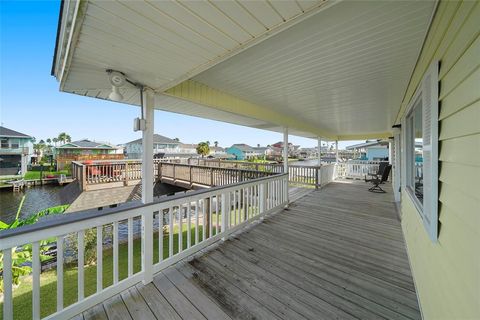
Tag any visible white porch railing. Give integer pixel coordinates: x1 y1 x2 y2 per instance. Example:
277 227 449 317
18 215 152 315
0 174 288 320
335 160 384 179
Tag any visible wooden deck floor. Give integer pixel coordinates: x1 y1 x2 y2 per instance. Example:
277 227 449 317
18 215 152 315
77 181 420 320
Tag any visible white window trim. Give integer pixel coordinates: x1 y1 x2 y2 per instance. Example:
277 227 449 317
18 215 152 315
401 61 439 242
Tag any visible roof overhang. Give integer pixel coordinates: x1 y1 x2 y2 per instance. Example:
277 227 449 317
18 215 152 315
52 0 436 141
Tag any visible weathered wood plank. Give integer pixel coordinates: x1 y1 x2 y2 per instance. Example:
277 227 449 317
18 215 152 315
83 303 108 320
136 282 182 320
102 294 133 320
179 261 282 320
153 271 207 320
120 287 156 320
163 267 232 320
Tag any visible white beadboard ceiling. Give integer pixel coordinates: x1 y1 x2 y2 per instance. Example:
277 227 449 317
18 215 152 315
55 0 435 139
193 0 436 137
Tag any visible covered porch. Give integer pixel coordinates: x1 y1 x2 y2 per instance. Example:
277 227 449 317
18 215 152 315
77 180 419 320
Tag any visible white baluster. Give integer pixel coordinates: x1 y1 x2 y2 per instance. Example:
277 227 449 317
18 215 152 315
128 218 133 277
57 236 64 311
96 226 103 292
3 248 13 320
78 230 85 301
32 241 40 320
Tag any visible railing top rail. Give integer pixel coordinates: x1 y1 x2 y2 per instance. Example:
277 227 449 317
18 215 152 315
160 162 280 174
0 173 288 243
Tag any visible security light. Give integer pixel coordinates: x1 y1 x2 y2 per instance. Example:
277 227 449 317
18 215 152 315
108 85 124 102
107 70 126 101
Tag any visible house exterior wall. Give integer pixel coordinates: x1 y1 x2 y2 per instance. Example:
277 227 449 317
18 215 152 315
125 142 180 159
398 1 479 318
0 137 33 175
366 147 388 161
225 147 245 160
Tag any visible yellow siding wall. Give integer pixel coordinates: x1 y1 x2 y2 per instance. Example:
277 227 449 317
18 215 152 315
398 1 480 319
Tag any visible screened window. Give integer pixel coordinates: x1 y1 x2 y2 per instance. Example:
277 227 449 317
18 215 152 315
1 139 8 149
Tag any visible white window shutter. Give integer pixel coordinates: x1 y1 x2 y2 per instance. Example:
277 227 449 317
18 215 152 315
421 61 439 241
401 117 407 191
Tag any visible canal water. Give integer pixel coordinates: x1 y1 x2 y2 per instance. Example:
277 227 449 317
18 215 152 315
0 185 65 225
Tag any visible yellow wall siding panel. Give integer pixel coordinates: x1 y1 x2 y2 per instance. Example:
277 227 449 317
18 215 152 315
435 1 478 75
399 1 480 318
397 1 460 121
439 35 480 99
439 181 480 230
438 2 480 79
439 100 480 140
402 194 480 319
439 133 480 166
439 67 480 120
439 162 480 200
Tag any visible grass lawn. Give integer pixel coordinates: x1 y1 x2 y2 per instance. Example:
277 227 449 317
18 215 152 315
0 225 211 320
23 170 69 180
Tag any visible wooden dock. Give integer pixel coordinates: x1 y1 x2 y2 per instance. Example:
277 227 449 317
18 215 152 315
75 181 419 320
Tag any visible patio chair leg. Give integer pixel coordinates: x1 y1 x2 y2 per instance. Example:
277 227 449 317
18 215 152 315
368 184 386 193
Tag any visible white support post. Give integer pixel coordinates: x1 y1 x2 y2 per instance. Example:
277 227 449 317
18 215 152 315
142 208 153 284
335 140 339 163
283 127 289 204
283 127 289 173
388 139 394 165
142 88 154 204
317 138 322 166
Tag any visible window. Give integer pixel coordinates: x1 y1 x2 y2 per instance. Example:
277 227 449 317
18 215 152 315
10 139 19 149
1 139 8 149
401 61 439 241
406 97 423 206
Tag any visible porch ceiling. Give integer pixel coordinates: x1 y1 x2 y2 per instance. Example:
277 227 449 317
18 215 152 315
53 0 435 140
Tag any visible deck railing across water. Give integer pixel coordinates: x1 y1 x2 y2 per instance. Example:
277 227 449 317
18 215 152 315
158 162 276 186
0 174 288 320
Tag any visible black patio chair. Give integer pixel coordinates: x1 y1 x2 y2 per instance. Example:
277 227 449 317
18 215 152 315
366 164 392 193
365 162 388 182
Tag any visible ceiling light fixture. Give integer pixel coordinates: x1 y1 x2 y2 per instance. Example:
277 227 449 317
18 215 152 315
107 70 127 101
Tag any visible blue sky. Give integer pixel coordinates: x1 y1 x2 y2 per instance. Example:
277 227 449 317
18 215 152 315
0 1 359 149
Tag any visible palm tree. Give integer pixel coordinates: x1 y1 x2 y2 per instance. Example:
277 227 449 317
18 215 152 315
52 138 58 146
196 142 210 158
58 133 67 145
46 138 52 145
214 141 219 147
65 134 71 143
206 141 210 146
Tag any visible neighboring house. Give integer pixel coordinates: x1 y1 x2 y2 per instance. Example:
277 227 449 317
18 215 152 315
346 140 390 161
162 143 198 159
55 139 122 169
208 146 229 159
0 126 33 176
225 144 260 160
125 134 180 159
271 141 300 157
